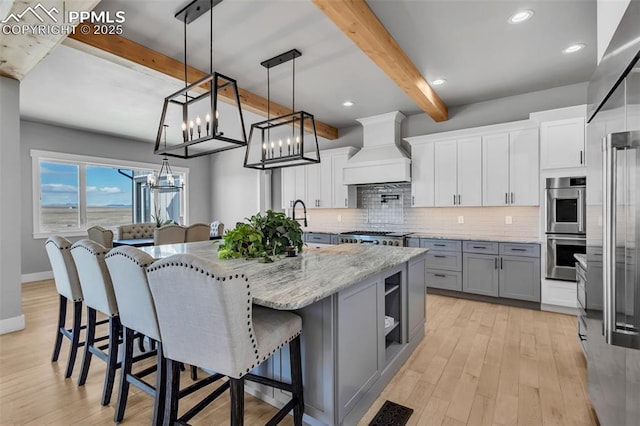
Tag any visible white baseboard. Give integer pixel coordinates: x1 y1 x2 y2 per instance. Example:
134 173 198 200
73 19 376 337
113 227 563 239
541 303 578 316
22 271 53 283
0 314 25 335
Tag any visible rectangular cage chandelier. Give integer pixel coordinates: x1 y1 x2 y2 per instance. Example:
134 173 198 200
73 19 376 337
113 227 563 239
155 0 247 159
244 49 320 170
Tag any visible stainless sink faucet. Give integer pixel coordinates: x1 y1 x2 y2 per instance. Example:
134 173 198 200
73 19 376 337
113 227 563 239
292 199 308 227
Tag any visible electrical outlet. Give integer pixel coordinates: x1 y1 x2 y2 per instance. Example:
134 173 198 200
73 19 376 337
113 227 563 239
505 216 513 225
337 214 342 222
457 216 464 224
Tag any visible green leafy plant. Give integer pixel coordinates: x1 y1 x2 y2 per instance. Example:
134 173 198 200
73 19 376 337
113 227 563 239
249 210 304 257
217 210 303 261
152 207 172 228
217 223 265 259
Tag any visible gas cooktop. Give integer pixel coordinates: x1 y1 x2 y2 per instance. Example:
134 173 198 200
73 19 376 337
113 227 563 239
339 230 412 246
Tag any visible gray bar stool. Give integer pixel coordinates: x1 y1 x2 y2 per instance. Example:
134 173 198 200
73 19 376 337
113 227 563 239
147 253 304 426
45 236 86 378
105 246 223 424
70 239 121 406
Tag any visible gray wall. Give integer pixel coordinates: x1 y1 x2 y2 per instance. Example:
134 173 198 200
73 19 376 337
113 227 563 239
403 82 588 137
0 77 23 326
21 120 213 275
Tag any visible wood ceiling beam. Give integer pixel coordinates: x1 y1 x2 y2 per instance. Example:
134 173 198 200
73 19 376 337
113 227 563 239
64 27 338 140
0 0 101 80
312 0 448 122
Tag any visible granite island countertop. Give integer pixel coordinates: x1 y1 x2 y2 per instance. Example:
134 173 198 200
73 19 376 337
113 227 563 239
141 241 428 310
574 253 587 269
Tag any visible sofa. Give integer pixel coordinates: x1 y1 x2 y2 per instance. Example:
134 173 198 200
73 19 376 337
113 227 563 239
117 222 156 240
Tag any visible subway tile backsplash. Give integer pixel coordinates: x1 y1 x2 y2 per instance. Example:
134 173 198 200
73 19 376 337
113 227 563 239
305 183 540 239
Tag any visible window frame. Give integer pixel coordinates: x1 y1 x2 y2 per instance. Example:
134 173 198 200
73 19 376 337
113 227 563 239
31 149 190 239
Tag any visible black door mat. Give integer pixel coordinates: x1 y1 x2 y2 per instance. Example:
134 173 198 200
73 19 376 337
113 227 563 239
368 400 414 426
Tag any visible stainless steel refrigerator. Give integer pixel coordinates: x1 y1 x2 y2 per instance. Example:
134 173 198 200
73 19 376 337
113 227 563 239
585 2 640 425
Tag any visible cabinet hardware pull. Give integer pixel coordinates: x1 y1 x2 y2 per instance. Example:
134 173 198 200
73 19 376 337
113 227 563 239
453 194 456 205
458 194 461 205
433 255 446 258
511 192 514 204
494 258 498 269
472 246 486 249
580 150 583 164
344 198 347 207
412 195 415 205
434 274 446 278
510 248 526 252
505 193 508 204
434 244 446 247
500 258 503 269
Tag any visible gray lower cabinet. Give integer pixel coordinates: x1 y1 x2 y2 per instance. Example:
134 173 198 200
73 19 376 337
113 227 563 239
499 255 540 302
463 253 499 297
407 256 426 342
421 238 463 291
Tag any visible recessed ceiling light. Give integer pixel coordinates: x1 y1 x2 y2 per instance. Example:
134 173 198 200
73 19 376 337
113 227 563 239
343 101 354 107
563 43 586 54
508 9 534 24
432 79 446 86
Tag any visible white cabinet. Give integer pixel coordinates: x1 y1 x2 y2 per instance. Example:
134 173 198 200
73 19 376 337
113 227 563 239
281 166 306 209
281 147 358 210
457 137 482 206
540 117 585 169
482 128 539 206
433 137 482 207
332 152 357 208
410 143 435 207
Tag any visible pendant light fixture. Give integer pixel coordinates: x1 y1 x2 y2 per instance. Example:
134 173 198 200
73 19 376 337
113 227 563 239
147 125 184 192
155 0 247 159
244 49 320 170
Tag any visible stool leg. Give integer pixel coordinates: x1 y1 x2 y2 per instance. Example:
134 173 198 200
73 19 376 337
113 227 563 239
77 307 96 386
152 341 166 426
230 378 244 426
190 365 198 381
64 300 83 378
102 315 121 406
115 326 134 422
289 336 304 426
163 359 180 426
51 294 67 362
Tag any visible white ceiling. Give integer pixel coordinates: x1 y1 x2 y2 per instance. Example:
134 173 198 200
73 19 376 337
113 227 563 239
20 0 597 143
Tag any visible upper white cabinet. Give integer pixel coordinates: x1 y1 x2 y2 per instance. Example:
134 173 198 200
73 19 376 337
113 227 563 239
456 137 483 206
540 117 585 169
281 147 358 210
407 119 539 208
410 143 435 207
482 128 539 206
433 138 482 207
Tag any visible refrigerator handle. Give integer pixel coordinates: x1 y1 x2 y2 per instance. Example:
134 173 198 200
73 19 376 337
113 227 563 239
577 190 585 233
602 133 616 345
603 131 640 346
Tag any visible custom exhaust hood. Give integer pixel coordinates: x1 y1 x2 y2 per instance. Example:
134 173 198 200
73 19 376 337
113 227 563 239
343 111 411 185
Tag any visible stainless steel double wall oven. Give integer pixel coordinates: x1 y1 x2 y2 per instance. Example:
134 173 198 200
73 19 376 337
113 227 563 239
545 177 587 281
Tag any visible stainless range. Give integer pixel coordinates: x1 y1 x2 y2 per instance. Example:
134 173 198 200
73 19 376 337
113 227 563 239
339 231 411 247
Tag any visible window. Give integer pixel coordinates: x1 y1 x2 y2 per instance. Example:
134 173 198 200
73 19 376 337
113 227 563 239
32 150 189 238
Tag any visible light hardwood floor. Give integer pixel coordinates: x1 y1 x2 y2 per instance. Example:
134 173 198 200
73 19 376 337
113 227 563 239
0 281 597 426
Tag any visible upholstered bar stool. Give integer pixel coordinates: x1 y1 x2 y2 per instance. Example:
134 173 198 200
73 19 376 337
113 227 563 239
45 236 85 378
70 239 121 406
147 254 304 426
106 247 224 424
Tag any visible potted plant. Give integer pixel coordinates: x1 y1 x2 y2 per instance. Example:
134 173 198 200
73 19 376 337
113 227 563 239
217 210 303 261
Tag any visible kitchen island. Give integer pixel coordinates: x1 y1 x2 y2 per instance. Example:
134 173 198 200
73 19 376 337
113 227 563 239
141 242 428 425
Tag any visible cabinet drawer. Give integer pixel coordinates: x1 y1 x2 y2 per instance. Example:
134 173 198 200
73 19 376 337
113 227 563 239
305 233 332 244
463 241 499 254
426 251 462 271
420 239 461 252
426 270 462 291
499 242 540 258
